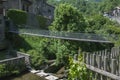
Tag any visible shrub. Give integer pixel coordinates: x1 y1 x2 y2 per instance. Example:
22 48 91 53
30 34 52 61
0 61 26 78
27 50 47 69
7 9 27 25
68 54 90 80
7 9 48 29
8 34 57 69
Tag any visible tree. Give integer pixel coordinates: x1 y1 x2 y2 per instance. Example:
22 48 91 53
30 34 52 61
50 3 86 32
98 0 120 13
49 3 87 65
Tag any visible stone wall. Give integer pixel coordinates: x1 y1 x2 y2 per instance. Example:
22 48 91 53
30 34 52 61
4 0 32 13
0 15 5 41
29 0 55 19
0 51 30 68
5 0 20 9
0 56 26 77
17 51 31 67
0 15 7 50
42 3 54 19
3 0 54 19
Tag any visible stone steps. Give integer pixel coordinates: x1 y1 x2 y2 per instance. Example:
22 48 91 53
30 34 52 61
30 69 59 80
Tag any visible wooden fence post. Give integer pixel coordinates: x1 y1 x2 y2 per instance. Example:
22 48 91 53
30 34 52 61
111 59 117 74
103 56 108 80
92 54 97 80
104 57 107 71
111 59 117 80
83 52 86 63
86 52 90 79
86 53 90 65
97 55 102 80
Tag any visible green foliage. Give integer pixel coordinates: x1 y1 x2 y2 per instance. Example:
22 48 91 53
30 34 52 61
7 9 27 25
86 14 120 40
7 9 48 29
50 3 86 32
17 35 56 59
103 25 120 46
55 40 79 65
98 0 120 12
27 50 47 69
0 62 26 78
49 3 112 65
0 64 6 77
49 3 88 65
48 0 120 16
86 14 115 33
8 34 56 69
68 54 90 80
48 0 100 16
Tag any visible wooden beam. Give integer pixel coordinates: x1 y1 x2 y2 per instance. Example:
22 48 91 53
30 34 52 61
86 64 120 80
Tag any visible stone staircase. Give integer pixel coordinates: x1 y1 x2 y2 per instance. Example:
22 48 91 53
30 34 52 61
30 69 59 80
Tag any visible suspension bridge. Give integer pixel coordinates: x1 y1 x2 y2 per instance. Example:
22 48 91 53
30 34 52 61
9 28 117 43
7 12 118 43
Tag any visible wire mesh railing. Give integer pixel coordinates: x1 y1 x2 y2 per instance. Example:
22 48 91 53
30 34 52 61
8 27 118 43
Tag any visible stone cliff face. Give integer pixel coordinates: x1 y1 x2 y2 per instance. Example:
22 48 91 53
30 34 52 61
0 15 7 50
29 0 54 19
0 15 5 40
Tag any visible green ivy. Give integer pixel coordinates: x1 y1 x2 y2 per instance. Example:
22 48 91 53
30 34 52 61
7 9 48 29
68 54 91 80
7 9 27 25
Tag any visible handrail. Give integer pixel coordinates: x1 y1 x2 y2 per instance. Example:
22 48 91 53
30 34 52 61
9 28 115 43
0 56 24 63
